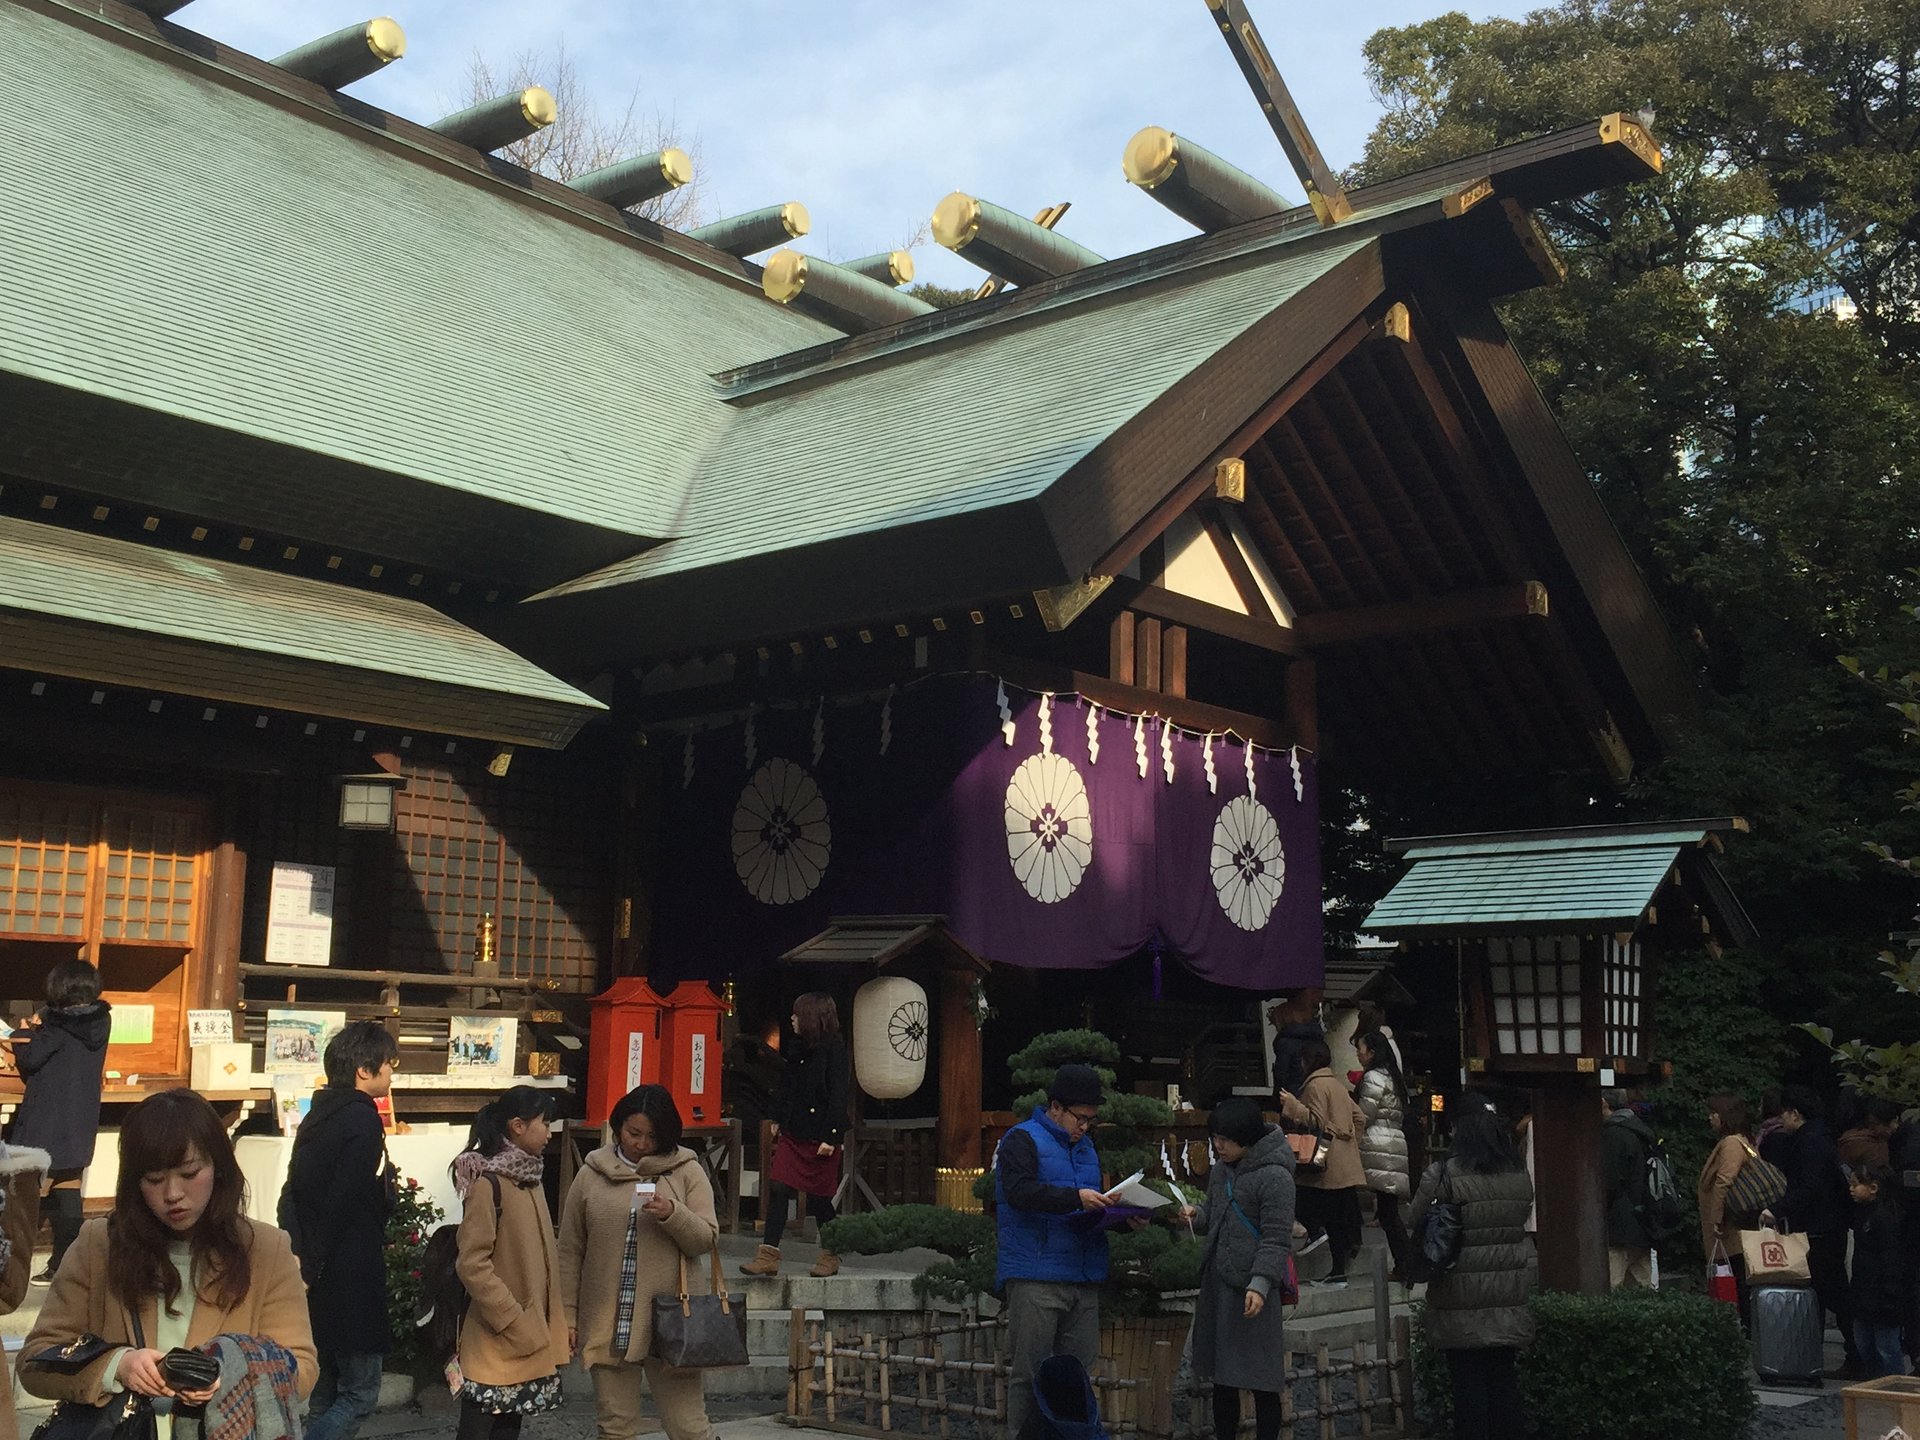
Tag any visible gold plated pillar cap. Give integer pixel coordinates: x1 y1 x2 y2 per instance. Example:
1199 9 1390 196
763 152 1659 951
660 147 694 186
763 249 808 303
781 201 812 238
1123 126 1179 189
365 17 405 62
889 250 915 285
932 192 982 250
519 86 558 128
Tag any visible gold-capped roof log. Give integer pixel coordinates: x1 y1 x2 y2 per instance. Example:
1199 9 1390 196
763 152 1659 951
1122 126 1290 232
430 87 556 154
689 203 811 258
931 192 1102 287
761 250 934 332
273 19 405 91
842 251 916 287
569 149 694 210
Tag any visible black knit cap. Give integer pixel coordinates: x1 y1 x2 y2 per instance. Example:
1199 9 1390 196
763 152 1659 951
1048 1063 1104 1109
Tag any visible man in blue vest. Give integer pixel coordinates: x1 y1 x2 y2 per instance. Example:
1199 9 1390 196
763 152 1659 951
996 1063 1115 1437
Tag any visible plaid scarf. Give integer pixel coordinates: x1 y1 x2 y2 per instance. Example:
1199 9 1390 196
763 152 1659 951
611 1199 640 1357
180 1334 302 1440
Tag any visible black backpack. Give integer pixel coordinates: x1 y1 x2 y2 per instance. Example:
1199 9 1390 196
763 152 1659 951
1634 1135 1686 1244
414 1173 500 1365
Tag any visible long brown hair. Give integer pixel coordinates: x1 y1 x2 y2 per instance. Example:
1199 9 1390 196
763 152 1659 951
793 992 842 1044
109 1090 251 1314
1707 1092 1752 1138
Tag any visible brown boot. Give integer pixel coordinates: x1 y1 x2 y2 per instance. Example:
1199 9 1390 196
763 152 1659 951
739 1244 781 1277
809 1251 841 1278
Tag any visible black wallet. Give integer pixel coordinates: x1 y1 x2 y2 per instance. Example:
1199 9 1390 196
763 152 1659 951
24 1334 113 1374
159 1348 220 1393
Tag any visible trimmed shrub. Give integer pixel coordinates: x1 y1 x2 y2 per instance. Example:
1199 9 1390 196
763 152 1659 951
1412 1289 1756 1440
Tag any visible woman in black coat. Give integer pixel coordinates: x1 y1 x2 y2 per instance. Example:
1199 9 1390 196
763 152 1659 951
4 958 110 1283
741 993 848 1279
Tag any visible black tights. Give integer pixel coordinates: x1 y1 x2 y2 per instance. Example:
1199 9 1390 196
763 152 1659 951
1376 1192 1411 1274
454 1400 521 1440
1210 1384 1281 1440
762 1182 835 1249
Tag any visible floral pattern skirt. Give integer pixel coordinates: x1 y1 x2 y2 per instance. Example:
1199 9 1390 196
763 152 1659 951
459 1373 564 1415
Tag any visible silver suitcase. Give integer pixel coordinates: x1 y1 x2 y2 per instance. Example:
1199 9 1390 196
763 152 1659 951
1751 1283 1824 1385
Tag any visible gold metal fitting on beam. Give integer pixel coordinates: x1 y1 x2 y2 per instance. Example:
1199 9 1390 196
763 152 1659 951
1213 457 1247 503
1379 302 1412 343
661 147 694 188
366 17 406 62
780 201 811 239
1122 126 1179 189
887 250 915 285
519 86 557 129
762 250 808 303
932 192 982 250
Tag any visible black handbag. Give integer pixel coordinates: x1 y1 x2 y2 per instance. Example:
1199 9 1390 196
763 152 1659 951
1409 1161 1464 1282
26 1310 159 1440
648 1247 749 1369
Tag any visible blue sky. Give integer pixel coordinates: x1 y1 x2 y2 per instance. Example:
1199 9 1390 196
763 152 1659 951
183 1 1536 289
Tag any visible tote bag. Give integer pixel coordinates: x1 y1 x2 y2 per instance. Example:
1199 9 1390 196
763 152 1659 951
1739 1225 1812 1286
650 1247 750 1368
1725 1139 1788 1217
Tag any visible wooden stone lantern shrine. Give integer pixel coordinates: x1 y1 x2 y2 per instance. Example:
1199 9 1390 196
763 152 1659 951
1363 818 1757 1293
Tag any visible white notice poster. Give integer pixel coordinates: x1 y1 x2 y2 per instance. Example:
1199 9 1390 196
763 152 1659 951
188 1010 235 1046
265 862 336 967
690 1032 707 1095
626 1033 645 1090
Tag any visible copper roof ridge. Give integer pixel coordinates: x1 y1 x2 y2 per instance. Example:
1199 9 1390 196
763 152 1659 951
28 0 780 303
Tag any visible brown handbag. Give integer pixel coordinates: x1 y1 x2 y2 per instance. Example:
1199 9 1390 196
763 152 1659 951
648 1246 749 1369
1287 1130 1329 1172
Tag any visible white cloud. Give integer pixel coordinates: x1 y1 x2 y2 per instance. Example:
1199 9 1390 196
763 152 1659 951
175 0 1541 288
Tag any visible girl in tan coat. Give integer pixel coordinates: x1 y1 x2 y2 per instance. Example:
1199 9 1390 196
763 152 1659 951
452 1087 568 1440
1279 1039 1367 1286
21 1090 316 1439
559 1085 720 1440
1697 1091 1758 1314
0 1143 50 1440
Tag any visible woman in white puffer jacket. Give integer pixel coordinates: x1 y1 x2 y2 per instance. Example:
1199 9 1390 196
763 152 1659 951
1355 1030 1412 1279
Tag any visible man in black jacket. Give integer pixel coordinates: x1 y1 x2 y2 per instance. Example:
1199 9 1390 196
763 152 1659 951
279 1021 399 1440
1600 1090 1655 1289
1765 1085 1859 1376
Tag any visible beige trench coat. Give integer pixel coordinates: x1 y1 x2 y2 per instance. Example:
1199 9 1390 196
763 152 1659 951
1280 1068 1368 1191
557 1145 719 1368
456 1171 570 1387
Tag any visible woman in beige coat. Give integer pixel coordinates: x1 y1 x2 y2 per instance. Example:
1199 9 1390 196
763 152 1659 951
1697 1091 1759 1316
0 1143 49 1440
559 1085 719 1440
452 1087 569 1440
1279 1038 1367 1286
22 1091 316 1438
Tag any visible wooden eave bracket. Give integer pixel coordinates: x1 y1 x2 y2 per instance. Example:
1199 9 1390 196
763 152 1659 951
1291 580 1549 648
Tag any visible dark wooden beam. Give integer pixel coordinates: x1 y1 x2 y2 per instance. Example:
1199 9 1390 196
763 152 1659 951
982 648 1300 750
1293 582 1549 647
1203 0 1353 224
1194 506 1278 622
1102 578 1305 657
1163 626 1189 699
1091 310 1379 577
1109 611 1136 684
1137 616 1163 692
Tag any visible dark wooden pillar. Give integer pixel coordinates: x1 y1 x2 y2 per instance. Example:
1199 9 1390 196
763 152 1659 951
1284 656 1318 750
199 777 249 1011
1530 1082 1608 1294
935 960 985 1212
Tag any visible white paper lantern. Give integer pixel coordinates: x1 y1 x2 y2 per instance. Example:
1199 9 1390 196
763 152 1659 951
853 975 930 1100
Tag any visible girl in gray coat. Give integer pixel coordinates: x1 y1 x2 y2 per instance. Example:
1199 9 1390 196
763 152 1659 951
1409 1101 1535 1440
1179 1098 1294 1440
1354 1031 1412 1279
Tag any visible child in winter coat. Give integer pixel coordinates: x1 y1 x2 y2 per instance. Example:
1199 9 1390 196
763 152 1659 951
1848 1163 1908 1379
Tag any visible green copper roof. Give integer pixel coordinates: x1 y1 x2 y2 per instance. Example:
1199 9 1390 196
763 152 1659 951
535 232 1377 598
1363 844 1682 935
0 516 603 748
0 2 832 541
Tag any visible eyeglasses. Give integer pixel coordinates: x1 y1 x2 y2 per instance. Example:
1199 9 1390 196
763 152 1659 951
1064 1108 1100 1127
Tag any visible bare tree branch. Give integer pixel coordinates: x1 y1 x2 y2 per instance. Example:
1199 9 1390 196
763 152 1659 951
461 44 705 231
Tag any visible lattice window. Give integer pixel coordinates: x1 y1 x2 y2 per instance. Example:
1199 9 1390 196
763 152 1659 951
102 809 198 943
0 795 92 937
1603 937 1643 1058
1488 935 1584 1057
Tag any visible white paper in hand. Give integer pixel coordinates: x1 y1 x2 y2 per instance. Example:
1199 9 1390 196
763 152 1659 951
1103 1171 1172 1210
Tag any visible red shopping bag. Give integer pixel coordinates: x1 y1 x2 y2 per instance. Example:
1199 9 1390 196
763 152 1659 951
1708 1244 1739 1305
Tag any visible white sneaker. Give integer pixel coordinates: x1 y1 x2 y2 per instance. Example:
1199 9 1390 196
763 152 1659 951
1296 1232 1329 1256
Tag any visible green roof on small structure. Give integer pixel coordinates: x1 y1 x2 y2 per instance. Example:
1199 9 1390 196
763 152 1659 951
1363 821 1751 937
0 515 603 745
0 1 832 541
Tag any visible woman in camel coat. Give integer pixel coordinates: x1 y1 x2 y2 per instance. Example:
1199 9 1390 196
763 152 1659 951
22 1091 316 1435
1279 1038 1367 1284
1698 1091 1761 1317
0 1144 49 1440
559 1085 720 1440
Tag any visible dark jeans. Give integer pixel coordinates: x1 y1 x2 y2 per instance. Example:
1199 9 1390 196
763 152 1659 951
46 1173 84 1273
1808 1231 1857 1361
1298 1187 1362 1278
763 1182 836 1249
454 1399 521 1440
304 1349 383 1440
1445 1347 1524 1440
1210 1384 1281 1440
1375 1192 1411 1274
1854 1319 1906 1379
